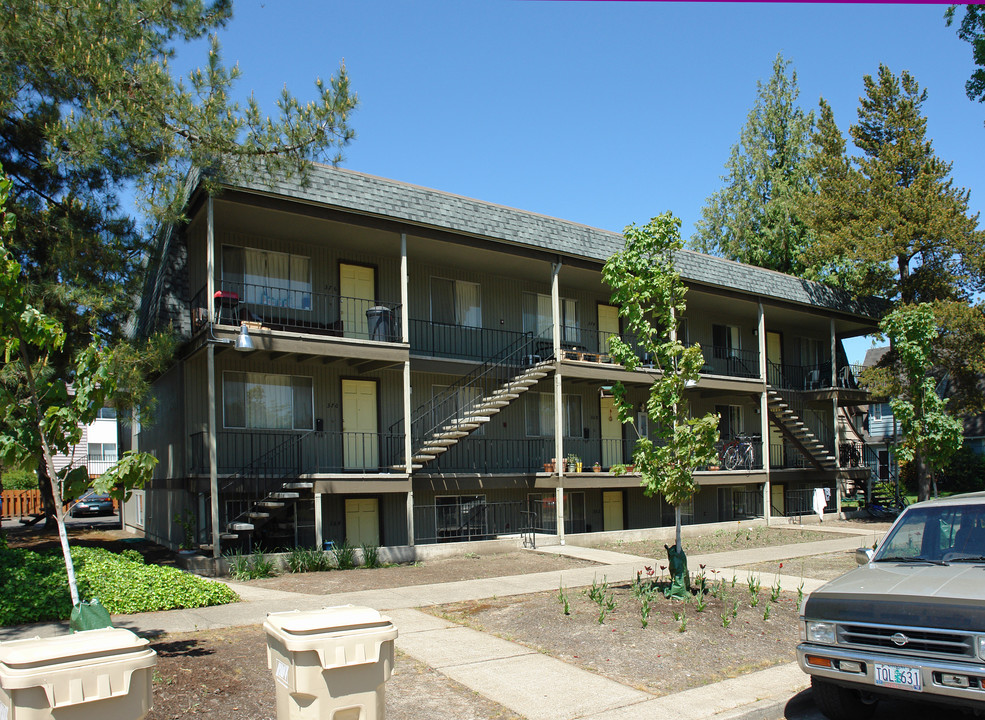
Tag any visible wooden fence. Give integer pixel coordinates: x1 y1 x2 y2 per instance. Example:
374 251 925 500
2 490 73 519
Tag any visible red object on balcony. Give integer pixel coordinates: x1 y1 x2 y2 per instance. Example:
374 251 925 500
214 290 240 324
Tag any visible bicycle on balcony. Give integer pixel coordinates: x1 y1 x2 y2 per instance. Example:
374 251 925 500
720 435 759 471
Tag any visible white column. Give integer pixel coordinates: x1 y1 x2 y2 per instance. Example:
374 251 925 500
401 233 415 545
831 319 841 516
314 492 323 550
551 261 565 544
759 303 771 523
206 198 221 561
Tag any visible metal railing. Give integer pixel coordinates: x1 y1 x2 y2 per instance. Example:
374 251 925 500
409 320 533 361
191 430 405 475
412 500 523 544
730 490 764 519
190 283 402 342
703 346 760 379
422 437 552 474
781 487 835 518
767 360 834 391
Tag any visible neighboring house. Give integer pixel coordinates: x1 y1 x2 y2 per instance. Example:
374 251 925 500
51 405 119 480
129 164 884 554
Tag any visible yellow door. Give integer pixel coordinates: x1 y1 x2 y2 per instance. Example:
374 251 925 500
601 396 622 469
771 483 786 516
597 305 620 355
342 379 378 469
602 491 624 531
345 498 379 546
340 263 375 339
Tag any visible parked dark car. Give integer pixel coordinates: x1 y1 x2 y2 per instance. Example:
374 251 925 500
69 492 115 517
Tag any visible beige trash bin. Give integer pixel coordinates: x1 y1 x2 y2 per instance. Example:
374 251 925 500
0 627 157 720
264 605 398 720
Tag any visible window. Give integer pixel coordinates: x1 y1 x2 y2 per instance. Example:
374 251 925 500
96 406 117 420
716 404 743 439
522 293 579 342
430 278 481 327
525 393 582 437
712 324 739 357
223 372 314 430
878 449 890 481
222 246 312 310
800 337 825 368
88 443 118 462
435 495 486 540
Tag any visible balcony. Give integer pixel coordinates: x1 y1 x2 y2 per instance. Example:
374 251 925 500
699 436 765 472
190 282 402 343
409 320 533 362
190 430 405 475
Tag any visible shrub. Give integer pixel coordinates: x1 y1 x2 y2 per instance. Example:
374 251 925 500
1 466 37 490
0 546 238 626
225 548 276 581
287 547 333 573
362 543 381 569
333 539 356 570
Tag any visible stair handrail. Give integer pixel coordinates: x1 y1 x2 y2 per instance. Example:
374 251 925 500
217 429 316 496
388 330 541 441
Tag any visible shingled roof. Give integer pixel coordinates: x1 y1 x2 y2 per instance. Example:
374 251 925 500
218 163 885 320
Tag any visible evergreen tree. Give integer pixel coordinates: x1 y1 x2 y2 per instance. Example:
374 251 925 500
947 4 985 122
0 1 356 526
691 54 815 275
801 65 985 499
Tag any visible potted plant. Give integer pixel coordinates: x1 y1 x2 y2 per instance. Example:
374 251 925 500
566 454 579 473
544 458 556 473
593 461 601 473
174 508 197 554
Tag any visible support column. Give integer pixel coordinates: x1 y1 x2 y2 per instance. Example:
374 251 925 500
759 303 771 523
831 319 841 516
401 233 415 545
314 492 323 550
551 261 565 544
206 197 221 562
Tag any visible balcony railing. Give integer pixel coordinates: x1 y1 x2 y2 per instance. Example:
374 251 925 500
422 437 552 474
190 430 404 475
409 320 533 362
702 346 760 379
190 283 402 342
699 437 764 471
413 500 523 544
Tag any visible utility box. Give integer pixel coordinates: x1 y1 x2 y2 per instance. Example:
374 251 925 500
264 605 398 720
0 628 157 720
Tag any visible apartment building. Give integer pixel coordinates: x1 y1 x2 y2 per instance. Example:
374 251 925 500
128 164 882 555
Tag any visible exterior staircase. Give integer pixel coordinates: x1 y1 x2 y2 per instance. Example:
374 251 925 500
394 360 553 470
199 433 315 553
766 387 838 471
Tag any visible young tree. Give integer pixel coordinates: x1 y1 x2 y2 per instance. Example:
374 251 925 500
0 163 158 607
0 1 356 526
603 213 720 599
801 65 985 418
879 304 963 501
691 54 816 275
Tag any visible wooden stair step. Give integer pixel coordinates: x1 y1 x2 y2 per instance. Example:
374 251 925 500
268 492 301 499
228 522 254 532
283 482 313 490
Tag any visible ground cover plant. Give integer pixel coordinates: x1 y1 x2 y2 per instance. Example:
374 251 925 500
0 546 238 625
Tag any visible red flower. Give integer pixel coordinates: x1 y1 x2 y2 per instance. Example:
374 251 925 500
779 563 784 569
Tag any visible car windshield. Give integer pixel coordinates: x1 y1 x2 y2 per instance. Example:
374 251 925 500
875 503 985 565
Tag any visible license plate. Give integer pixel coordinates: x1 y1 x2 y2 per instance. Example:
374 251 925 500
874 662 922 691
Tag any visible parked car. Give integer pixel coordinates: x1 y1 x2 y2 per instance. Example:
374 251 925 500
69 492 115 517
798 492 985 719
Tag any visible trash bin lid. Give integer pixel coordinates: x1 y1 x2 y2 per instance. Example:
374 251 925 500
0 628 150 670
265 605 390 636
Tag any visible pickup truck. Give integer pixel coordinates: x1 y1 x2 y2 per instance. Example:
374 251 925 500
798 492 985 719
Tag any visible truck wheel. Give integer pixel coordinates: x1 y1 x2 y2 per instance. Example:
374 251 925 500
811 677 877 720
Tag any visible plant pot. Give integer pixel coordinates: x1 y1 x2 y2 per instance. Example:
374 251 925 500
544 462 555 473
593 463 601 473
576 462 583 473
707 465 720 471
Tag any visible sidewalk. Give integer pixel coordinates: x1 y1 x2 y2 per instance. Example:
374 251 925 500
0 530 882 720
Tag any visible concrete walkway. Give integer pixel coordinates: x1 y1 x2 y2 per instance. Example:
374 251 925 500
0 528 886 720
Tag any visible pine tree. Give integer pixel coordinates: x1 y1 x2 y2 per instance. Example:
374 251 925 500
0 0 356 526
691 54 815 275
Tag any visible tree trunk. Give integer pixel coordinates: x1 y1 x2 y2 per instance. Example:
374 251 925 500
675 506 682 552
38 459 58 532
916 452 932 502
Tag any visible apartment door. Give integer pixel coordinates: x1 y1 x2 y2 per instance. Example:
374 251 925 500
340 263 375 339
766 330 786 466
597 304 620 355
342 379 378 469
771 483 786 516
345 498 379 546
602 490 624 531
600 396 622 469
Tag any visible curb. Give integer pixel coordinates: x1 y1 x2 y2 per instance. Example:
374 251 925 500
713 687 814 720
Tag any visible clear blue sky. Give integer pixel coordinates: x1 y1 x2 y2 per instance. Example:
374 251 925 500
177 1 985 363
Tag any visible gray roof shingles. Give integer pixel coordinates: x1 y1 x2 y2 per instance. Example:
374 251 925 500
221 163 883 320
